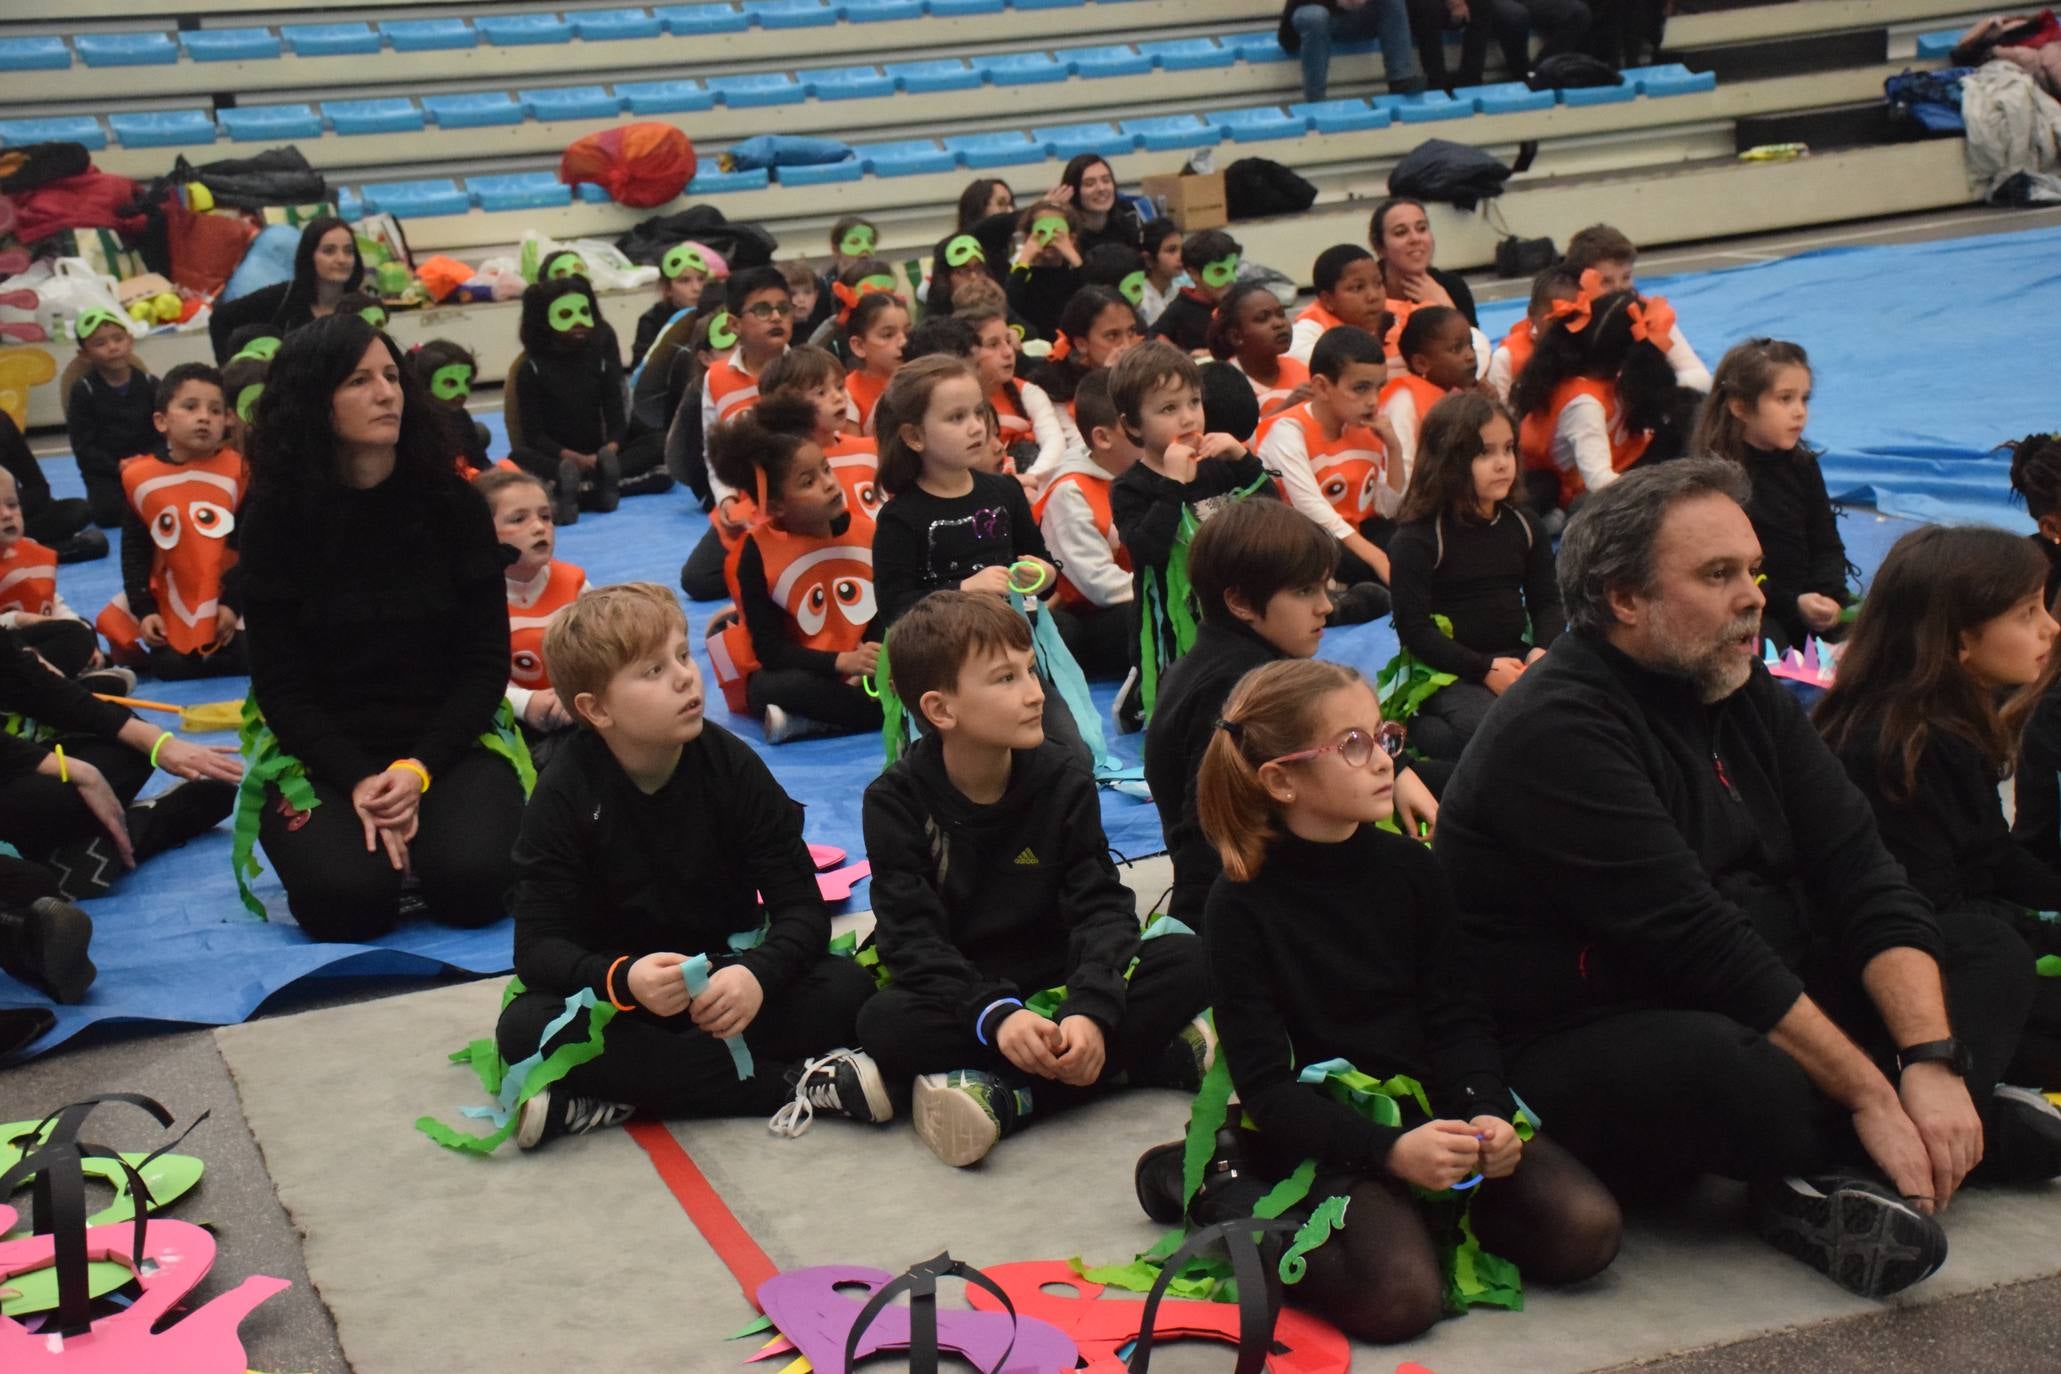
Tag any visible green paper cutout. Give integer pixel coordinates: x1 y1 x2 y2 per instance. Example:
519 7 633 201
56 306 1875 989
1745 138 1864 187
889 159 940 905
415 990 617 1155
1375 613 1460 724
730 1315 775 1339
1200 255 1241 290
839 225 877 257
858 273 895 294
1 1254 135 1318
2038 955 2061 977
73 307 127 343
358 304 388 328
235 383 264 424
430 362 474 402
1030 215 1069 246
1118 270 1147 306
548 294 596 333
708 309 738 350
544 252 588 281
1279 1193 1350 1284
663 243 709 280
1009 322 1027 343
944 235 985 268
230 336 280 364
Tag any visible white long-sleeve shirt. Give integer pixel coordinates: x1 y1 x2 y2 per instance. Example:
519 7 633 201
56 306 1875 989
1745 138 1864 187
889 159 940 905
1036 450 1135 611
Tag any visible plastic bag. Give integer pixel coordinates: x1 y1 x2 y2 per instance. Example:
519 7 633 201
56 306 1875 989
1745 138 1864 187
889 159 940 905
219 222 300 303
559 122 697 208
515 232 657 290
7 258 135 345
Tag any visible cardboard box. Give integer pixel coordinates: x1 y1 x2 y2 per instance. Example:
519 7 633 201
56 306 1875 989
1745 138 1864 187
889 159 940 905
1140 169 1228 231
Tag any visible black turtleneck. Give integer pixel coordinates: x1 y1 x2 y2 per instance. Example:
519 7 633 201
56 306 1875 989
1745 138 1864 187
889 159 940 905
1207 824 1514 1174
1738 443 1850 649
1435 629 1940 1048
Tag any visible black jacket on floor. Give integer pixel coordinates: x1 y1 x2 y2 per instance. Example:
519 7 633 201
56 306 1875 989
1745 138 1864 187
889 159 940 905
1435 630 1940 1047
864 734 1138 1041
1208 825 1515 1172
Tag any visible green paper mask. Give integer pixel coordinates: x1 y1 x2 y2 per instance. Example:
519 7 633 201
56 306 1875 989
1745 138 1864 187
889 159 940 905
548 294 596 333
235 383 264 424
663 243 708 280
944 235 985 268
1010 322 1027 344
839 225 877 257
358 304 388 328
544 252 588 281
230 336 281 364
1118 270 1147 306
430 362 474 402
73 308 126 343
858 273 895 294
1200 254 1241 290
1030 216 1069 246
708 310 738 350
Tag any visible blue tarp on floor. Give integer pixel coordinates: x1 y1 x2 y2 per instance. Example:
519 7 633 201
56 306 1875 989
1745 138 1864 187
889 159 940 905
2 223 2041 1056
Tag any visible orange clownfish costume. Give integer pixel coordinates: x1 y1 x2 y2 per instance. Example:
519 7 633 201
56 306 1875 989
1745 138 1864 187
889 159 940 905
0 537 58 619
99 449 246 656
1257 402 1394 531
1519 378 1652 508
709 503 878 714
507 559 589 692
825 434 885 522
1030 470 1131 612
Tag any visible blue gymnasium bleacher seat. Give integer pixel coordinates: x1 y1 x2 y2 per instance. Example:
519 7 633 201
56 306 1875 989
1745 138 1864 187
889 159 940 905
574 8 666 40
617 79 717 113
863 140 960 175
1121 115 1222 152
943 130 1043 168
1208 106 1310 141
750 0 843 27
478 13 575 45
1395 90 1468 122
1230 31 1293 63
1034 122 1141 160
1138 37 1233 70
927 0 1006 14
219 105 326 141
1627 63 1715 96
0 117 106 151
886 58 983 92
1290 99 1391 134
655 3 752 33
690 168 772 193
1013 0 1081 12
424 93 525 128
323 99 427 135
1458 81 1554 114
987 52 1072 85
378 20 476 52
469 172 573 211
806 65 898 99
1560 79 1637 106
75 33 179 67
522 87 625 121
1061 45 1152 79
361 179 473 217
845 0 926 20
181 28 281 62
1916 28 1960 59
282 24 381 56
337 188 367 219
109 111 217 148
777 158 865 186
708 73 806 106
0 37 71 71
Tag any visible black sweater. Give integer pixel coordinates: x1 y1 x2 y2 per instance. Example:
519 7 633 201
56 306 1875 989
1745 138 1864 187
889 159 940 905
2017 684 2061 870
1388 506 1561 683
511 724 827 1005
864 734 1140 1040
1006 264 1083 342
240 474 510 789
65 369 159 480
1740 443 1850 651
871 471 1050 630
206 281 314 362
1148 290 1214 356
1 412 59 525
1207 827 1514 1174
0 626 132 778
516 346 627 458
1109 452 1275 595
1144 618 1280 924
1435 630 1941 1047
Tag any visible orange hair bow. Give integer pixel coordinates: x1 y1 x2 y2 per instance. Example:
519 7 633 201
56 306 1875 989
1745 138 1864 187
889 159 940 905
1545 267 1606 334
832 278 900 326
1047 330 1072 363
1627 294 1677 355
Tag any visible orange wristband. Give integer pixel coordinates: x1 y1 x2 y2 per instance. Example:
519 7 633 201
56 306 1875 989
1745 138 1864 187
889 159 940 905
388 758 431 793
606 956 635 1012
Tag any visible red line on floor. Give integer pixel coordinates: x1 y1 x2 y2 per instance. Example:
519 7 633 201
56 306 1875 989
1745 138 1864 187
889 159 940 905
626 1118 780 1308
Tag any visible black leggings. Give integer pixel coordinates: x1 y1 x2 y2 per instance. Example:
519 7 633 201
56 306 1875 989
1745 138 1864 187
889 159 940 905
496 953 875 1117
142 636 249 681
0 736 150 858
680 525 729 602
16 618 98 679
745 668 883 733
1410 680 1497 762
1050 604 1133 681
256 747 523 942
26 496 93 548
1290 1135 1620 1343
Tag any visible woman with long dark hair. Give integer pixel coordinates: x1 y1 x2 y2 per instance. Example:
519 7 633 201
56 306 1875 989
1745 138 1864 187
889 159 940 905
208 217 364 362
1059 155 1142 259
238 314 528 942
1367 197 1477 326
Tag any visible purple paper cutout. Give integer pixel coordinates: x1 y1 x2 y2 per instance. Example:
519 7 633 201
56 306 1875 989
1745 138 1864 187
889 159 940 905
757 1264 1079 1374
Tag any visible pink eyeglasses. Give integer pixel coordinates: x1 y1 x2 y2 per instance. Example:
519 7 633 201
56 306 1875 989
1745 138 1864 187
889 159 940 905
1268 721 1407 769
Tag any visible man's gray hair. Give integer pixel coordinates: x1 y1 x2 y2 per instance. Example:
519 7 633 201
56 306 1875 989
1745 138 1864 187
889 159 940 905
1557 457 1753 635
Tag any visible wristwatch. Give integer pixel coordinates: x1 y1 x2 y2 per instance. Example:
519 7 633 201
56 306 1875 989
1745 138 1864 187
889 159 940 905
1896 1038 1972 1077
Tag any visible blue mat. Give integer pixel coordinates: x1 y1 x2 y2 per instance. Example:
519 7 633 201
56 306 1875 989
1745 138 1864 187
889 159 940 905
1474 222 2061 531
1 223 2026 1056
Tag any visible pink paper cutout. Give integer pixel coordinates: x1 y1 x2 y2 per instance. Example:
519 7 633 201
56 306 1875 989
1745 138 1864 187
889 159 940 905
756 1264 1079 1374
1762 637 1834 686
807 843 847 872
745 1334 796 1361
815 862 870 903
0 1203 289 1373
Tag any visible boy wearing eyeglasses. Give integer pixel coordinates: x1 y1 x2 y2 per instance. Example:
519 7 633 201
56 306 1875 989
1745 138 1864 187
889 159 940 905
682 268 797 597
856 590 1212 1167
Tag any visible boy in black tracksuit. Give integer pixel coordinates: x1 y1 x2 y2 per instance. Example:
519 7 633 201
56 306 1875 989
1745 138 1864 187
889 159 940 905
857 590 1211 1166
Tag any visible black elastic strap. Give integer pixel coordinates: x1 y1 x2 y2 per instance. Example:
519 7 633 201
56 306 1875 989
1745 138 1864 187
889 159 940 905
842 1251 1022 1374
0 1143 154 1335
1129 1218 1299 1374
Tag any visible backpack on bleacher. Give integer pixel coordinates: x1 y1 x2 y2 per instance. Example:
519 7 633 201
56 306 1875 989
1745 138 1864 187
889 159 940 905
1526 54 1624 91
1387 139 1512 212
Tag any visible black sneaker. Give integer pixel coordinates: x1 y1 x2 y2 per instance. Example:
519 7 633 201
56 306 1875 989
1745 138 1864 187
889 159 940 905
0 897 96 1004
76 666 137 698
1146 1014 1217 1092
1134 1138 1187 1223
619 467 676 499
514 1087 635 1150
127 779 236 862
911 1069 1028 1167
1987 1085 2061 1183
1327 582 1391 626
586 447 621 514
768 1048 894 1137
1750 1174 1948 1299
553 458 582 527
53 528 110 564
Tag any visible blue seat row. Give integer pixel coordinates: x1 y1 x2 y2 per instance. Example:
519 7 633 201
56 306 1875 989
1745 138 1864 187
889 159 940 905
1914 27 1961 60
337 167 771 219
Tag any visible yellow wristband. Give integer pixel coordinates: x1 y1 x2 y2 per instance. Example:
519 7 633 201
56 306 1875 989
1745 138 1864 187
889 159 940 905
53 744 68 783
149 731 173 769
390 759 431 793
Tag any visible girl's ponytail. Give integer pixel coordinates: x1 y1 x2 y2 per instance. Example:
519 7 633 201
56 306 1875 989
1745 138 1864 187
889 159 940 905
1196 659 1365 883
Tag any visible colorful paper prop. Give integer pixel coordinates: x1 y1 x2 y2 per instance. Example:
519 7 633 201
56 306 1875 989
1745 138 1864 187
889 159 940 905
94 693 246 734
815 861 870 903
416 984 615 1154
708 310 739 350
1763 636 1836 687
682 954 754 1080
429 362 473 402
1200 255 1241 290
234 384 263 424
548 293 596 333
0 348 57 429
357 304 388 328
664 243 710 280
71 308 128 344
1 289 49 343
559 123 698 208
757 1258 1079 1374
968 1259 1349 1374
543 252 589 282
944 235 985 268
807 842 846 870
1029 216 1068 247
838 224 877 258
1118 270 1147 307
229 336 280 364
